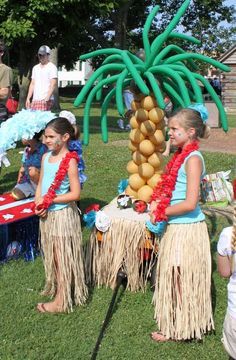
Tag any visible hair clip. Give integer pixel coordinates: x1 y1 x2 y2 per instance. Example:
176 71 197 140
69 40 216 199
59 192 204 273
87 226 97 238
188 103 208 123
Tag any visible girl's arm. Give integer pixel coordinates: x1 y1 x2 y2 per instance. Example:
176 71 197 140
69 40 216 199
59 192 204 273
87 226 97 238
34 154 47 217
52 158 80 204
165 155 202 217
217 254 231 278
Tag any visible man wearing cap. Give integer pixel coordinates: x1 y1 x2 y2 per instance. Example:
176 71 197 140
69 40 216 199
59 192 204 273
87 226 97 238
0 40 13 105
26 45 57 111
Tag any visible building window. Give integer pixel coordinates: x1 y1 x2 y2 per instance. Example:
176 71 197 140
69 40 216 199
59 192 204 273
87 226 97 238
58 66 62 71
79 61 82 71
67 81 74 86
79 81 82 85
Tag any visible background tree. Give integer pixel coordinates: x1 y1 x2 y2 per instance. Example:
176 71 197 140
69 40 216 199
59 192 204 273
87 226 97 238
0 0 116 108
0 0 235 108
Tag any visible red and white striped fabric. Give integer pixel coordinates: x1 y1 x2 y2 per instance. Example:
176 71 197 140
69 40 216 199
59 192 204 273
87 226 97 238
30 100 54 111
0 193 35 225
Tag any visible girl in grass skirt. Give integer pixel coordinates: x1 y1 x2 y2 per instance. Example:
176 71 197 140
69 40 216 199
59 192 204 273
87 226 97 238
149 105 214 341
35 117 87 313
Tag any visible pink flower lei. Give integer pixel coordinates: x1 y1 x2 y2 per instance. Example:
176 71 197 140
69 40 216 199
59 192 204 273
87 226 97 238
37 151 79 211
151 141 199 222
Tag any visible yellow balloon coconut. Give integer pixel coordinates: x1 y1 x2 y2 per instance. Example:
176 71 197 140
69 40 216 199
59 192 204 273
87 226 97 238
138 162 155 179
147 173 162 189
140 120 156 136
140 95 157 111
129 173 146 191
125 185 138 198
126 160 139 174
131 100 141 111
135 108 149 122
129 128 145 143
138 185 153 202
132 150 147 165
148 152 164 169
139 139 156 156
130 115 140 129
149 107 165 124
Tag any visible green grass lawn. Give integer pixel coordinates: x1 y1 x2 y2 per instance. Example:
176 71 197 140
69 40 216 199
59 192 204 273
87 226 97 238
0 100 235 359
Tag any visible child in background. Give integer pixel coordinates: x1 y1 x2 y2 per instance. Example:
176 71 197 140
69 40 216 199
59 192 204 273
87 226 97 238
12 131 47 200
35 117 87 313
217 207 236 360
59 110 87 187
117 88 133 131
150 104 214 341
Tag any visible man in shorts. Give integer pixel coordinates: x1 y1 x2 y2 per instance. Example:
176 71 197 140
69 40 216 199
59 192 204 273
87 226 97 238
26 45 57 111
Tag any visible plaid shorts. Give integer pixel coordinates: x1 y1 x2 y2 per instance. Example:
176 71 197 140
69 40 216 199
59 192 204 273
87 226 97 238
30 100 54 111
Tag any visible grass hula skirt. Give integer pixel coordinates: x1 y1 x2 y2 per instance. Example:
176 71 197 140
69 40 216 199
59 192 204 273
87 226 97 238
85 215 157 292
39 203 88 312
152 221 214 340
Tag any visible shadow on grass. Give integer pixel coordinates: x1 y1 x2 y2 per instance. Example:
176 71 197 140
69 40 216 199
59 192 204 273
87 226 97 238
0 171 18 193
89 274 127 360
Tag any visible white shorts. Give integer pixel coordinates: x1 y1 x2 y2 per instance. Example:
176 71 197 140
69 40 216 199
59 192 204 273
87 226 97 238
222 311 236 359
15 181 37 197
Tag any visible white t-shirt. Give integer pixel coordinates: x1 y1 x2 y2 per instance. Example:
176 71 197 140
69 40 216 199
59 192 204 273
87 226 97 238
32 62 57 101
217 226 236 319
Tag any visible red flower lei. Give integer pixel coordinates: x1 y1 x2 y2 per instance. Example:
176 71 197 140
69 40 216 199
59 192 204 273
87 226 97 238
37 151 79 211
151 141 199 222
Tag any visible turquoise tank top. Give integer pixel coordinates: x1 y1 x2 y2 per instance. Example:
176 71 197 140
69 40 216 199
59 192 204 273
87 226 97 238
168 150 205 224
41 152 70 211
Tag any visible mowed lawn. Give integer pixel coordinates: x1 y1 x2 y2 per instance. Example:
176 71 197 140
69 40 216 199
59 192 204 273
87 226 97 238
0 100 235 360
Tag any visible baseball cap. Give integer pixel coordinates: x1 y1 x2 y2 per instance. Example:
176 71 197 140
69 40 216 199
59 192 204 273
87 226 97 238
38 45 51 55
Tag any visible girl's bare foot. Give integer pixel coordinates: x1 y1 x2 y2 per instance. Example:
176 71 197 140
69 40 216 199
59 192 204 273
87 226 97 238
151 332 169 342
36 301 63 313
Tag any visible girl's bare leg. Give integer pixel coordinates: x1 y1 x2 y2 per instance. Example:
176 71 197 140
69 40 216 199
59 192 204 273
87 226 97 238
37 244 64 313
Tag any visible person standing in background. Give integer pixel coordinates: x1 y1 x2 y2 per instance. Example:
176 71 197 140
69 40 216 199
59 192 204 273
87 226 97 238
0 40 13 106
26 45 57 111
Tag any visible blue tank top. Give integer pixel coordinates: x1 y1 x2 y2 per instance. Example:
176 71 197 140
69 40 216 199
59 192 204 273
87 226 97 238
41 152 70 211
168 150 205 224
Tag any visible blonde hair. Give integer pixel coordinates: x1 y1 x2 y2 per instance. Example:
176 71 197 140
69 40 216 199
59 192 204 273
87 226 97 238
170 108 210 139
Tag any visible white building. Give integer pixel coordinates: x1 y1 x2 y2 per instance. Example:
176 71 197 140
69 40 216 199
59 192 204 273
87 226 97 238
58 60 93 88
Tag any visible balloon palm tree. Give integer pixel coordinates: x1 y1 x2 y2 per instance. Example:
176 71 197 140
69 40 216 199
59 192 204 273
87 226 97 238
74 0 230 201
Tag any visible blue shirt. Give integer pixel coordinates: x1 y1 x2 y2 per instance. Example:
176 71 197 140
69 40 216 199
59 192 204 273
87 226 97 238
168 150 205 224
22 142 47 183
41 152 70 211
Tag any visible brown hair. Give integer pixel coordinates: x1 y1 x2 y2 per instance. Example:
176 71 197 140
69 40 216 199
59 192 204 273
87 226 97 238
169 108 210 139
46 117 75 140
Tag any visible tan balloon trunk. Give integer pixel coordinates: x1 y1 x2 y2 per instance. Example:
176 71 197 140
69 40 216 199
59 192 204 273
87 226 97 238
125 94 166 203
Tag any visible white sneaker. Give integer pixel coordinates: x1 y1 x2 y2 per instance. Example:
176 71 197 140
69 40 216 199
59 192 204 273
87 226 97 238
117 119 124 129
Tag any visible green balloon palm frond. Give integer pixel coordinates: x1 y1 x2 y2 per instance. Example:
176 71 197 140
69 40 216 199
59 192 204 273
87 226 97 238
74 0 230 145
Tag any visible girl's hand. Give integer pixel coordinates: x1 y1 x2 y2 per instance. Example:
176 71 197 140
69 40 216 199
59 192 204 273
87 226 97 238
35 207 48 218
34 198 47 218
149 200 159 224
149 200 159 212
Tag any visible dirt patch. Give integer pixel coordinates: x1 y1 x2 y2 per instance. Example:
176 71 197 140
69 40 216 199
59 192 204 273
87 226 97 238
109 128 236 154
200 128 236 154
